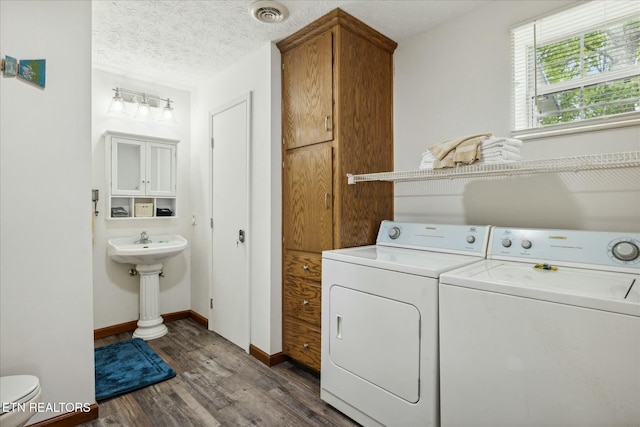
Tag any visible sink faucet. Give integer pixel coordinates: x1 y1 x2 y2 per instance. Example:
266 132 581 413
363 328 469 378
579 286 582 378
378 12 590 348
136 231 151 244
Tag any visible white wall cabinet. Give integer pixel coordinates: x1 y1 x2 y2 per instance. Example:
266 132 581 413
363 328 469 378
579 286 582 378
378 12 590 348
105 131 179 219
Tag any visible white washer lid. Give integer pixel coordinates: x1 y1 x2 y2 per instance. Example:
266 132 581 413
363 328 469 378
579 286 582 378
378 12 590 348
440 260 640 316
0 375 40 414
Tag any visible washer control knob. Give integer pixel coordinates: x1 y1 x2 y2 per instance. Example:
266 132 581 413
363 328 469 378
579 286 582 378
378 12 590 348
502 239 512 248
466 235 476 244
388 226 401 240
521 240 532 250
612 241 639 262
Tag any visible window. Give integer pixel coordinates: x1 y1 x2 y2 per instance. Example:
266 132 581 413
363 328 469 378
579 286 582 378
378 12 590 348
511 1 640 135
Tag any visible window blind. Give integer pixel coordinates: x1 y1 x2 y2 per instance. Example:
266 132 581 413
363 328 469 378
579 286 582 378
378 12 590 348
511 0 640 133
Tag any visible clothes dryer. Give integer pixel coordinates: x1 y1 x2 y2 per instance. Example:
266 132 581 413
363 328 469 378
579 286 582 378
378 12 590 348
321 221 490 426
439 227 640 427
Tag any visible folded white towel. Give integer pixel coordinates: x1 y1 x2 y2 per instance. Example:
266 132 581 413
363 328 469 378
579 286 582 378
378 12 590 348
482 136 523 149
481 151 522 161
421 151 436 161
419 151 436 169
419 161 434 170
481 158 518 165
481 144 521 155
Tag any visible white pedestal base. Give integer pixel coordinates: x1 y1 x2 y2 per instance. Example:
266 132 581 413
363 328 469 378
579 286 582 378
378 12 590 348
132 263 168 340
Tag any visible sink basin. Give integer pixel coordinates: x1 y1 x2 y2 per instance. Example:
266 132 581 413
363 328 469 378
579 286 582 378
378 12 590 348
108 234 188 265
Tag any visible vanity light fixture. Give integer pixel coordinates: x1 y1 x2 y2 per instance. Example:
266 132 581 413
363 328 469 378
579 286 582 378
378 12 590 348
108 87 177 124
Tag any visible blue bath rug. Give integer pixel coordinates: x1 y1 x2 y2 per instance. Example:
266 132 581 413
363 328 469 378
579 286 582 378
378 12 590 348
94 338 176 401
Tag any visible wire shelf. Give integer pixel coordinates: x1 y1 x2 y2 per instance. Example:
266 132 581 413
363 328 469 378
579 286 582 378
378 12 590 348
347 151 640 184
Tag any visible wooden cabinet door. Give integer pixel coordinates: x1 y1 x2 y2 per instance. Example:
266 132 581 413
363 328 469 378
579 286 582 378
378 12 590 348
283 144 333 253
282 31 333 149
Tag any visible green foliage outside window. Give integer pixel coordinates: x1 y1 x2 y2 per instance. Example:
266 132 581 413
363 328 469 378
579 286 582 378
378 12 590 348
534 18 640 126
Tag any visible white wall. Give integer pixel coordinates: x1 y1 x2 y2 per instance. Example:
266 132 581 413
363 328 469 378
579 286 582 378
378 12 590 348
0 1 95 423
190 43 282 354
92 69 192 329
394 0 640 232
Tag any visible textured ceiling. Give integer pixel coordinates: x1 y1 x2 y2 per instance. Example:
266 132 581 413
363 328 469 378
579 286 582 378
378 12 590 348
93 0 489 89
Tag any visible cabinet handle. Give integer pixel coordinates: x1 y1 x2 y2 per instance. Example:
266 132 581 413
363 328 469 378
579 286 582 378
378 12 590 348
303 300 309 305
302 264 309 271
324 193 329 209
303 343 309 350
324 115 329 131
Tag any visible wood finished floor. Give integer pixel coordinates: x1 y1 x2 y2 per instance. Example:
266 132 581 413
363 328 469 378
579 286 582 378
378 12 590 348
82 319 360 427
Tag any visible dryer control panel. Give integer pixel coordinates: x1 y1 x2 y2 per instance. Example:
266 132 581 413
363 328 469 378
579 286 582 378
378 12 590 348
489 227 640 273
376 221 491 256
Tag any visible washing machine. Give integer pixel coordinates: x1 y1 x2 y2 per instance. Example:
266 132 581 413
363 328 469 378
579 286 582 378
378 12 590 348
439 227 640 427
321 221 491 427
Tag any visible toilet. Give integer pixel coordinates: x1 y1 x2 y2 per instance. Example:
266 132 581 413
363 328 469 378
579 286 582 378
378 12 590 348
0 375 41 427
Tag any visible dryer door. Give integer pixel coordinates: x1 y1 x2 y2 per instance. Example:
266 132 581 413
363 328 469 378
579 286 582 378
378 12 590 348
329 285 421 403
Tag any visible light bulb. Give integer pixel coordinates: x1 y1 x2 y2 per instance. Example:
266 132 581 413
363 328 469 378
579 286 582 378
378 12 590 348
108 88 127 115
159 99 176 124
136 95 151 118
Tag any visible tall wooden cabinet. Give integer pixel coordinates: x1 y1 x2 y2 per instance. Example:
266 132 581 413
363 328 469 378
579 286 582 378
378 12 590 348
278 9 397 371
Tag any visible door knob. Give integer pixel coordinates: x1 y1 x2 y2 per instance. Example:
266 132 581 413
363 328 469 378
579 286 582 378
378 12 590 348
238 229 245 243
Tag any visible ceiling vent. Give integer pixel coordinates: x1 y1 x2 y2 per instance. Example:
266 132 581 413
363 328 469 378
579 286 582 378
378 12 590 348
250 0 289 23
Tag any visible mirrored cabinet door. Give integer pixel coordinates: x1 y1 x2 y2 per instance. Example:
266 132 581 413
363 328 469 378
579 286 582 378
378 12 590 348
112 138 145 196
147 142 176 196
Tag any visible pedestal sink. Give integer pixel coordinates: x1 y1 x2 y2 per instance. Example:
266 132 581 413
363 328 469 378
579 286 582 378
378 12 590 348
107 234 188 340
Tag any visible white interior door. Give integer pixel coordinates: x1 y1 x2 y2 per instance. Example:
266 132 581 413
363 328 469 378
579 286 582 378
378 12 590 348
210 93 251 351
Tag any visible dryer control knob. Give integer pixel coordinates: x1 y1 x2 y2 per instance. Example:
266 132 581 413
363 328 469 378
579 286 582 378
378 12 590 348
502 239 512 248
466 235 476 244
521 239 532 249
388 227 401 240
612 241 639 262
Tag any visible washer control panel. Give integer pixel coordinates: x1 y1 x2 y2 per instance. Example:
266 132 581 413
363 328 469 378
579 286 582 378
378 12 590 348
490 227 640 271
377 221 491 255
610 239 640 262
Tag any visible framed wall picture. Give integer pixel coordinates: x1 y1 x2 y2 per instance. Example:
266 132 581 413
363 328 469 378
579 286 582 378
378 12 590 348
2 56 18 76
18 59 46 87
